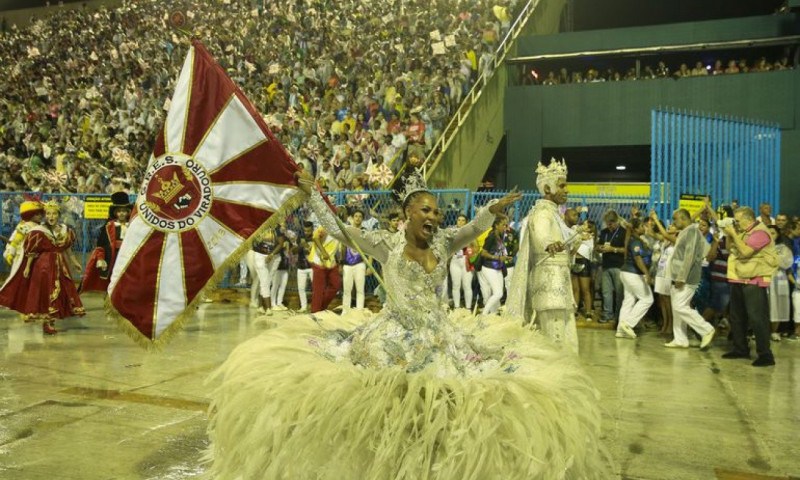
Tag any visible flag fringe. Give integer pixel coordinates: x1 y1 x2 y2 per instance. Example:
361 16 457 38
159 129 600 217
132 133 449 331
104 190 309 351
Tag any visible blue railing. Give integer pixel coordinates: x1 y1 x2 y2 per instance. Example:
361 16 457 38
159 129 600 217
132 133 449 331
0 189 648 291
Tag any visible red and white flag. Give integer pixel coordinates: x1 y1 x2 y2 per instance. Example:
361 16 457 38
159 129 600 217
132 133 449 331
107 40 303 347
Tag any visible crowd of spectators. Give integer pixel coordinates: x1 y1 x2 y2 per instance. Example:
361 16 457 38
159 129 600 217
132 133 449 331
0 0 522 194
530 54 793 85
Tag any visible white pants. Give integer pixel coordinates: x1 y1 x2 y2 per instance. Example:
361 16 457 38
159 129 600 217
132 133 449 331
297 268 313 310
272 269 288 307
481 267 505 314
768 270 790 323
670 284 714 346
342 263 366 311
239 259 249 284
793 290 800 323
246 251 260 305
619 271 654 331
449 257 473 309
254 252 280 299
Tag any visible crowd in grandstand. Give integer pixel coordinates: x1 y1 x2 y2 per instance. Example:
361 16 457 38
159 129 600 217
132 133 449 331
531 54 793 85
1 1 798 347
0 0 521 194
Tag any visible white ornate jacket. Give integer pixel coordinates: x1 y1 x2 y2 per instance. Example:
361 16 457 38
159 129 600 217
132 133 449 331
506 199 575 322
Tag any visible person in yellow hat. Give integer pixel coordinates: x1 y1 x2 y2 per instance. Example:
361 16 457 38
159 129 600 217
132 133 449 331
3 199 45 266
0 200 85 335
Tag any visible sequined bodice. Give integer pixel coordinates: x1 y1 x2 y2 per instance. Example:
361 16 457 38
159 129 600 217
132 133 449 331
305 190 500 373
381 234 450 328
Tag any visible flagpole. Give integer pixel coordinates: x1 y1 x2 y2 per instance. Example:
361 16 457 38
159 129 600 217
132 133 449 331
329 213 398 306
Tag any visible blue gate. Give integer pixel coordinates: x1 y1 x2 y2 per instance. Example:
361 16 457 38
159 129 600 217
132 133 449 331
650 109 781 220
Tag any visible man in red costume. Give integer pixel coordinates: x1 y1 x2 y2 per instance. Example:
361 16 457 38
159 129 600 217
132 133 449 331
0 200 85 334
81 192 132 293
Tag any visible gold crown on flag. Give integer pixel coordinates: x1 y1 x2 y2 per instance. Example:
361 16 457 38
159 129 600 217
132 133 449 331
400 169 430 205
535 158 568 184
153 172 184 203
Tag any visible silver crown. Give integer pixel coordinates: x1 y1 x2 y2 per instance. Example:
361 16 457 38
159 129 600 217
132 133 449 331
400 169 430 204
536 158 568 183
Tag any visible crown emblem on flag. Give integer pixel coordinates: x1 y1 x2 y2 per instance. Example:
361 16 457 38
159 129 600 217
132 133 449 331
153 172 184 203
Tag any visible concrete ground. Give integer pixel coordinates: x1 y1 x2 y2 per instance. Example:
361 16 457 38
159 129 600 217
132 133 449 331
1 292 798 480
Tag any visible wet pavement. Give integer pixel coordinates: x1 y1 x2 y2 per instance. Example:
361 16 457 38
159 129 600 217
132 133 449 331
1 293 798 479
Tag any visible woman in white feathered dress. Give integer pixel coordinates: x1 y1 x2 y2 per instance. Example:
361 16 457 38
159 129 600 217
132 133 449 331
205 172 611 479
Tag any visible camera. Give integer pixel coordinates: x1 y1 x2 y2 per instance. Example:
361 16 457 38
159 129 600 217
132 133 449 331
717 217 734 229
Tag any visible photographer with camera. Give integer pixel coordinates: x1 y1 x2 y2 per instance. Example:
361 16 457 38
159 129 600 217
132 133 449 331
720 208 778 367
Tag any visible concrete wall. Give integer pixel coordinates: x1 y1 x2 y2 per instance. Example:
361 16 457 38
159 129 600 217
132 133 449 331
515 13 800 56
505 69 800 212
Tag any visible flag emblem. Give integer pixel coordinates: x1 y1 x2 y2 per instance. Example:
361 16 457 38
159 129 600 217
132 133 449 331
106 40 305 347
140 153 213 232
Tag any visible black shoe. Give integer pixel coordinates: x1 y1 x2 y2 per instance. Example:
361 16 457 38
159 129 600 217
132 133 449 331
751 356 775 367
721 351 750 359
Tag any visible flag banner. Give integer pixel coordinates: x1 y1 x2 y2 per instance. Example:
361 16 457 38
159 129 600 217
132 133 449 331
106 39 305 348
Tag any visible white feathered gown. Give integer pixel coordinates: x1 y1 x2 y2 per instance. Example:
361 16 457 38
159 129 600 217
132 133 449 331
205 192 611 479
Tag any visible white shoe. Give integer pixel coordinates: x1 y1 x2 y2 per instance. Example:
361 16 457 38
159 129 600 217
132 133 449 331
619 323 637 339
249 301 259 309
615 332 627 338
257 307 266 314
273 305 288 311
700 330 716 350
664 341 689 349
771 333 781 342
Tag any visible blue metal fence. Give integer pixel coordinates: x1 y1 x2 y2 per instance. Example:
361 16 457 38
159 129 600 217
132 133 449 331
650 108 781 220
1 189 647 291
0 193 136 273
471 191 648 227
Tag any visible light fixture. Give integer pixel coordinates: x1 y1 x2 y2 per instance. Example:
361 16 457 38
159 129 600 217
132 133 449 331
615 165 626 171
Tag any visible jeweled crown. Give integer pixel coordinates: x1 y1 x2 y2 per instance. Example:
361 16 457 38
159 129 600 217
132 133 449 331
43 200 60 214
400 169 430 205
535 158 568 183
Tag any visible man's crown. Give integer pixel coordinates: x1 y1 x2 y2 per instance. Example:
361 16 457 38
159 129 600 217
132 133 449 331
400 169 430 205
535 158 568 183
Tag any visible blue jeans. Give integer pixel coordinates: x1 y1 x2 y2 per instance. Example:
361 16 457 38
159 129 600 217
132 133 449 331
601 267 623 322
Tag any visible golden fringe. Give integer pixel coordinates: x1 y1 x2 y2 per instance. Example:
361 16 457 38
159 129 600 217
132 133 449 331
104 190 309 351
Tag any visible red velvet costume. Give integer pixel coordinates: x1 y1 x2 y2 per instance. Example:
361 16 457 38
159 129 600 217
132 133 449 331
81 220 124 292
80 192 131 293
0 224 85 320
